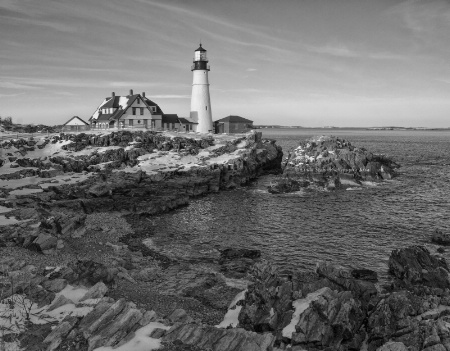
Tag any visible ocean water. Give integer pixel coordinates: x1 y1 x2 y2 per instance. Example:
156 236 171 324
148 129 450 283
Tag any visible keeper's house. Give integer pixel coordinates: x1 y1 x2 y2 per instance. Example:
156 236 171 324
62 116 90 132
213 115 254 134
89 90 197 131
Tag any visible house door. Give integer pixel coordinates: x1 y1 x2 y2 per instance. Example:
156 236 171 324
109 121 115 128
216 123 224 133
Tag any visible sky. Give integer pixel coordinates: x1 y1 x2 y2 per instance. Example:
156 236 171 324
1 0 450 127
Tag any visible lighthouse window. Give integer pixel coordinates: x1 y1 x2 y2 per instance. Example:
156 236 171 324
206 106 207 110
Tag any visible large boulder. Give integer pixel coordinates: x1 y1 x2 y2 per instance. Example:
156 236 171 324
288 287 366 350
316 262 378 303
268 135 399 193
388 246 450 289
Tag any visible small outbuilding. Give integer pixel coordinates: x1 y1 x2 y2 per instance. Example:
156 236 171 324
62 116 90 132
214 115 254 134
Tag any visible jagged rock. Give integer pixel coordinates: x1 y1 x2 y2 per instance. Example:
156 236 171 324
43 316 78 351
289 287 366 350
86 302 143 350
166 309 194 324
268 135 399 193
389 246 450 289
79 298 127 338
88 183 112 197
162 323 276 351
367 290 422 350
316 262 377 302
80 281 108 301
42 278 67 293
78 299 117 335
69 260 118 286
32 233 58 252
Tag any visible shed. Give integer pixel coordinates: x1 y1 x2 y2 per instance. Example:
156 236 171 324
62 116 90 132
214 115 254 134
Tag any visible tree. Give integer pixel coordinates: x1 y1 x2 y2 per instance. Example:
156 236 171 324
2 116 12 126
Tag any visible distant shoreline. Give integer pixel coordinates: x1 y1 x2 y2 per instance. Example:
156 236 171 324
254 126 450 131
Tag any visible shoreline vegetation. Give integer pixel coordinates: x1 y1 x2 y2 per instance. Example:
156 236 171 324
1 130 449 351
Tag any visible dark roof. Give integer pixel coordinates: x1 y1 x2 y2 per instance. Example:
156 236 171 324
195 43 206 52
178 118 197 124
89 93 164 122
143 97 164 115
214 115 253 123
63 116 89 126
162 114 179 123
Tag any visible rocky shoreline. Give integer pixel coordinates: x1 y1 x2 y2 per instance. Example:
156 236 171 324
2 132 448 351
0 130 283 350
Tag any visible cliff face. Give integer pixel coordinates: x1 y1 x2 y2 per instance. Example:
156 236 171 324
268 135 399 193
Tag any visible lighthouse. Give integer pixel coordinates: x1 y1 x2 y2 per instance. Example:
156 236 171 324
190 44 213 133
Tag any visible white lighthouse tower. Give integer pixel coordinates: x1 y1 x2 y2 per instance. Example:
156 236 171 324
190 44 213 133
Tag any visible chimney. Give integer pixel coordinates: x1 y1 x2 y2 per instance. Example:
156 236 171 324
112 92 115 98
142 92 146 98
129 89 133 95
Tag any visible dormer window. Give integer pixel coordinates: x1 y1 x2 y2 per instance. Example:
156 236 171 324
150 106 156 113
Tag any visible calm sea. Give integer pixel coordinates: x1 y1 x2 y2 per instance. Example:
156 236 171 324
148 128 450 283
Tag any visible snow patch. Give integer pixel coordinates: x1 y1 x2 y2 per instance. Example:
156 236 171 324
0 205 12 214
282 287 328 338
94 322 171 351
216 289 247 328
55 285 89 304
0 215 20 226
9 188 43 196
118 96 129 110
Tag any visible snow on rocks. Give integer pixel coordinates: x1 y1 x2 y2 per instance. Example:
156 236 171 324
94 322 171 351
217 289 247 328
282 287 329 338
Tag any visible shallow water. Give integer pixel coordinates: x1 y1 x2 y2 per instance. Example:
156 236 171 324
149 129 450 282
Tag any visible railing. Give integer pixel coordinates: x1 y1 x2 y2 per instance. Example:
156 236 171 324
191 64 210 71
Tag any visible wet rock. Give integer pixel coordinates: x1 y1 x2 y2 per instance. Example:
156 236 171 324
432 229 450 246
389 246 450 289
267 178 307 194
219 248 262 278
219 248 261 260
